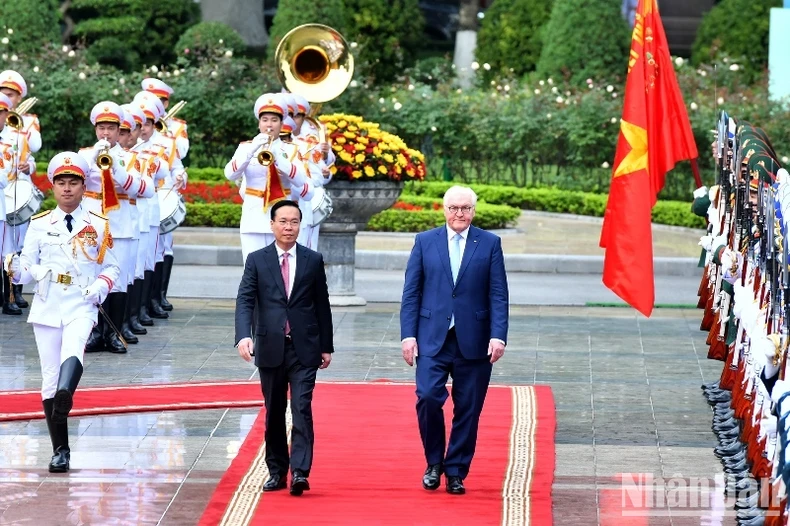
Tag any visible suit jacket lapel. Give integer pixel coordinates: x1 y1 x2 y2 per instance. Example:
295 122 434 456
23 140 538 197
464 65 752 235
434 227 453 286
290 244 309 302
264 245 288 300
455 226 480 286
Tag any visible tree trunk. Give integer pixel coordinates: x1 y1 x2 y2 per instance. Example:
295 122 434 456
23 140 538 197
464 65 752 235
201 0 268 50
453 0 478 89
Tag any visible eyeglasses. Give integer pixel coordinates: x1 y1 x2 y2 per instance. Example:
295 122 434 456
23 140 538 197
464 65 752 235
446 205 474 215
275 219 301 227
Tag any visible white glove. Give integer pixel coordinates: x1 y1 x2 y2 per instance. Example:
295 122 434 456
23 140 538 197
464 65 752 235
693 186 708 199
4 254 20 276
721 248 736 271
698 234 714 251
247 134 271 161
93 139 111 160
83 279 109 305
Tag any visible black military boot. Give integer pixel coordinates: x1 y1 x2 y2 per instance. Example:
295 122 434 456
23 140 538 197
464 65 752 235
2 270 21 315
120 287 138 344
52 357 83 424
160 254 174 311
13 285 27 308
149 262 169 319
42 398 70 473
104 292 128 354
139 274 154 326
128 280 147 335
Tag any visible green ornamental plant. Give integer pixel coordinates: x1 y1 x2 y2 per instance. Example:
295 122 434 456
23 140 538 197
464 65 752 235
0 0 61 56
537 0 630 86
475 0 554 81
175 22 247 65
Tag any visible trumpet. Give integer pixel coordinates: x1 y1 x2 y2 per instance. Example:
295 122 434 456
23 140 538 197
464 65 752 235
96 146 113 170
6 97 38 130
256 134 274 166
155 100 187 133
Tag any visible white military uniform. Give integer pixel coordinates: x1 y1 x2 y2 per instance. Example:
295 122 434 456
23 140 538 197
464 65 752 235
78 139 143 293
9 154 120 399
0 120 17 259
226 94 313 262
141 77 189 160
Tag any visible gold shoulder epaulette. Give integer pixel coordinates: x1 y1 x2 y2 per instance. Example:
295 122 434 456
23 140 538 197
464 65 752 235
90 210 109 221
171 117 186 124
32 210 51 220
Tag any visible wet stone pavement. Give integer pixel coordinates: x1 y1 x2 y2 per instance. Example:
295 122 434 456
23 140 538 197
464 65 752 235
0 300 734 525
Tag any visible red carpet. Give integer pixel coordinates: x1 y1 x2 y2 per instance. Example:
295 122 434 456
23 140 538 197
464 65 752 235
0 380 263 421
199 383 555 526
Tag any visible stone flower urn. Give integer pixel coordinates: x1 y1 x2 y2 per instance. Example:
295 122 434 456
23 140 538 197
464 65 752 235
317 179 404 306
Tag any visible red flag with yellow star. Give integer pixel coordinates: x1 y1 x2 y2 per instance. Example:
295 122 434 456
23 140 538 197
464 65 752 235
600 0 698 317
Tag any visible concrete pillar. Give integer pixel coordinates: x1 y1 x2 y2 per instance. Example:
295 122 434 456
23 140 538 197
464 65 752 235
200 0 268 49
769 7 790 103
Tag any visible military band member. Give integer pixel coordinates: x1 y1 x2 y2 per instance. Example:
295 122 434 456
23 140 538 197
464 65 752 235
0 92 23 315
133 92 184 317
0 70 39 311
290 93 333 250
5 152 120 472
141 78 189 161
123 103 166 334
224 94 314 262
78 101 144 354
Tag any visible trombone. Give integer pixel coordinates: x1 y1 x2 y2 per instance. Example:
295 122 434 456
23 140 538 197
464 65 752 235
155 100 187 133
6 97 38 130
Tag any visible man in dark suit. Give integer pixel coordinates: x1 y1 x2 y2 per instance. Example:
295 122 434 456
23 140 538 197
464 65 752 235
235 199 334 496
400 185 509 495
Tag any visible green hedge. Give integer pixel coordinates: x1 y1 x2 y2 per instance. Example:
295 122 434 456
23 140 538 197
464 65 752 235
368 201 521 232
402 181 706 229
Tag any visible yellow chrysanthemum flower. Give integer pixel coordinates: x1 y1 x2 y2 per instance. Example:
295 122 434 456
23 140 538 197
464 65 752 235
338 120 348 128
354 143 366 151
373 147 381 156
383 153 394 163
364 165 375 177
348 125 358 132
357 136 369 145
330 165 338 174
355 153 365 163
395 165 402 174
352 170 362 179
377 165 387 174
344 131 355 139
339 151 354 163
336 137 346 144
397 154 408 167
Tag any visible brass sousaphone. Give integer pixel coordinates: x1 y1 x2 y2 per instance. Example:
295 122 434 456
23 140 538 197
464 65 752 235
274 24 353 226
274 23 354 133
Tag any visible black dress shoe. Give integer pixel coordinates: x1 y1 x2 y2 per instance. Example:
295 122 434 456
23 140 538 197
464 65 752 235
446 476 465 495
422 464 443 490
262 474 287 492
49 446 70 473
701 381 720 390
290 470 309 496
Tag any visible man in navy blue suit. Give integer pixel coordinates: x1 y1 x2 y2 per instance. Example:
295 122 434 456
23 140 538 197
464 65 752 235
400 185 509 495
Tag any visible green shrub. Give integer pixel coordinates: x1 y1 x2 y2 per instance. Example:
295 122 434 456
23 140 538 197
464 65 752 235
0 0 61 56
343 0 425 83
475 0 554 81
182 203 242 227
175 21 247 63
67 0 199 71
367 201 520 232
537 0 630 85
266 0 347 60
691 0 780 81
402 181 706 228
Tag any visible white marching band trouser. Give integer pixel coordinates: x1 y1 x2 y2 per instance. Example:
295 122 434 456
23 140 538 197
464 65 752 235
34 318 94 400
110 238 134 292
13 221 28 252
135 231 148 279
0 220 15 258
146 227 157 271
240 233 275 264
163 231 173 257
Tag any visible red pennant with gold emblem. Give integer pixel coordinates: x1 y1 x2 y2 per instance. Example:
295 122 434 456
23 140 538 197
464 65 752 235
101 168 121 213
263 163 289 211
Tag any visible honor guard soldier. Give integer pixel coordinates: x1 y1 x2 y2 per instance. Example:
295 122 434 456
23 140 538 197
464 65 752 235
0 70 40 311
78 101 144 354
133 92 184 317
5 152 120 473
224 93 314 262
0 92 24 315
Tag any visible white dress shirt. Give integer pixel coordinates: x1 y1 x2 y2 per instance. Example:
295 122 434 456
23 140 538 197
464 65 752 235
275 243 297 295
447 225 469 265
